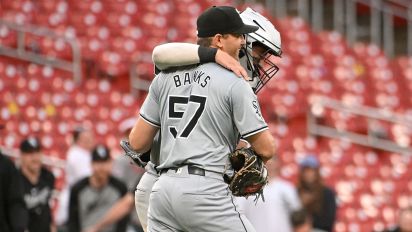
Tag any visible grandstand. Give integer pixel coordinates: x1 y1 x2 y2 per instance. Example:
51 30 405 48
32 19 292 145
1 0 412 231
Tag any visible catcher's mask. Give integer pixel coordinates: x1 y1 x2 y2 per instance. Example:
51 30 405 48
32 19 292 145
239 7 282 94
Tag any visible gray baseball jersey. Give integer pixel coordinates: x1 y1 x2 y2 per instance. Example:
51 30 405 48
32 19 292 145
139 63 267 173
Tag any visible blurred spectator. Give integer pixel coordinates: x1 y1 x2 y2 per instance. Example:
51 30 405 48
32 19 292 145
56 127 95 228
369 120 389 140
111 118 145 231
82 192 136 232
84 118 145 232
0 149 28 232
68 144 128 232
237 156 301 232
28 41 41 54
290 209 313 232
18 137 56 232
382 206 412 232
297 155 336 232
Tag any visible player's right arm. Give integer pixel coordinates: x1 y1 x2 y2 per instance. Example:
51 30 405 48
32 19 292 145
129 117 159 152
152 42 248 79
152 42 202 70
129 76 161 152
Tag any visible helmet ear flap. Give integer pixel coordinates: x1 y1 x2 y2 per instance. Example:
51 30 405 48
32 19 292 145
239 45 261 94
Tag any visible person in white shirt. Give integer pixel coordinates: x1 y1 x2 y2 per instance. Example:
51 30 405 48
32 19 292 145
56 127 95 228
65 128 95 186
237 156 302 232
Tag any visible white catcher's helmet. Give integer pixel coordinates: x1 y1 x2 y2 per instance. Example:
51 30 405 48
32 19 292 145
240 7 282 93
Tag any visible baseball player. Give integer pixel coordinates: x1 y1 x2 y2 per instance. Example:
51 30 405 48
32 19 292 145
134 7 282 231
90 7 281 232
129 6 276 232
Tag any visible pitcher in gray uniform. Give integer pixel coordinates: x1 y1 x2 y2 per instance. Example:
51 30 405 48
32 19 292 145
129 6 276 232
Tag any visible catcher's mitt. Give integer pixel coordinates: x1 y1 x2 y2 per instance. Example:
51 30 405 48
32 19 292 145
120 140 150 168
224 147 268 200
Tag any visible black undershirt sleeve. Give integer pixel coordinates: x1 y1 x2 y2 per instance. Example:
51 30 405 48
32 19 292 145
198 46 217 64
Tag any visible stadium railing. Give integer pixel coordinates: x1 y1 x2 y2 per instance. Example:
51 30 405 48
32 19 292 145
308 96 412 154
0 19 82 83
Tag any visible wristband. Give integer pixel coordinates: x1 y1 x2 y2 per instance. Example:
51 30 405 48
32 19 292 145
198 46 218 63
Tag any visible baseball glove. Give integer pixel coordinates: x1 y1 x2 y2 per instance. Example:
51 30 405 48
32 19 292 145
120 140 150 168
224 147 268 200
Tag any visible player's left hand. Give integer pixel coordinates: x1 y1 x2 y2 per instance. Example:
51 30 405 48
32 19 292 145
224 147 268 200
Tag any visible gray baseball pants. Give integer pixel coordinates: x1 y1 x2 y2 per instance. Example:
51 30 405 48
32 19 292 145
147 165 255 232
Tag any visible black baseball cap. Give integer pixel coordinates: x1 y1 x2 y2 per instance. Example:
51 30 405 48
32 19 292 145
92 144 111 162
20 137 41 154
197 6 259 38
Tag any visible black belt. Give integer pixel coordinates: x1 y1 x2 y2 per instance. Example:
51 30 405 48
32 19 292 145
160 165 205 176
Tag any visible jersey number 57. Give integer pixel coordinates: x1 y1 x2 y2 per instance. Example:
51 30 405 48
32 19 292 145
168 95 207 138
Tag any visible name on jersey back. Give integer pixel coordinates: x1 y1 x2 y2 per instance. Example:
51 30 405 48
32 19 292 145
173 70 210 88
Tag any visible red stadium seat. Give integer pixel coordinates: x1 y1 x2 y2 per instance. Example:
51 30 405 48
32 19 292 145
0 25 18 47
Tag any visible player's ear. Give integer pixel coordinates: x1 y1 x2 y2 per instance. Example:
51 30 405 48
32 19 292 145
212 34 224 49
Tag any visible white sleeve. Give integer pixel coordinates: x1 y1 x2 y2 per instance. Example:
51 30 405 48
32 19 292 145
152 42 200 70
284 183 302 211
66 152 91 187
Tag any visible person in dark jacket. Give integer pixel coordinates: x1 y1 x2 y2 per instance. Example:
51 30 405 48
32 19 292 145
0 149 28 232
297 155 336 232
18 137 55 232
68 144 129 232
